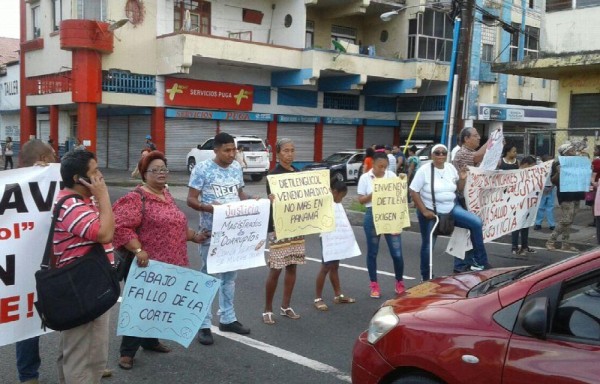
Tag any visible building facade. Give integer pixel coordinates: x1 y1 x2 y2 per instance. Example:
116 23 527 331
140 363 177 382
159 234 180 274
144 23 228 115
16 0 557 171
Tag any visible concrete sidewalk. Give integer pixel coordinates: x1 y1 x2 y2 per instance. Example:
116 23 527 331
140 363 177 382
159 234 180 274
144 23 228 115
102 167 599 253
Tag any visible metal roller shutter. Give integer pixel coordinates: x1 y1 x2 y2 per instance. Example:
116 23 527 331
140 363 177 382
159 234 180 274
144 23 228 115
96 117 108 167
323 125 356 157
219 121 267 140
128 115 151 170
400 121 435 140
363 126 395 148
166 119 217 171
108 116 129 170
37 121 49 142
277 124 315 162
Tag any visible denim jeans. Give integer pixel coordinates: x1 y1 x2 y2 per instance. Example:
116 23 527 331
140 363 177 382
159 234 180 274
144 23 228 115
16 337 40 382
416 211 438 281
535 189 556 227
511 228 529 249
450 203 488 270
199 242 237 328
363 208 404 282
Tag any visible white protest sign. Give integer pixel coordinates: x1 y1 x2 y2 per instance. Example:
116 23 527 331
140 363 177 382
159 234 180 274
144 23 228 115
478 127 503 171
465 161 551 242
0 164 62 346
207 199 270 274
118 261 220 348
322 203 361 262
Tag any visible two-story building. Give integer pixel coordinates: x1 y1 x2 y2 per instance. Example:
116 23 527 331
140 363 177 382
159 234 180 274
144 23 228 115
0 37 21 154
18 0 557 171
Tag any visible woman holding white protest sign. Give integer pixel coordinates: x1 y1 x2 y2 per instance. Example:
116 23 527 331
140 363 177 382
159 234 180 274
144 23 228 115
112 151 208 370
357 152 405 298
409 144 489 281
263 138 306 325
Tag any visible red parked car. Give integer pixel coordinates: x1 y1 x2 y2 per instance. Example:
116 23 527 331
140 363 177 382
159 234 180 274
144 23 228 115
352 250 600 384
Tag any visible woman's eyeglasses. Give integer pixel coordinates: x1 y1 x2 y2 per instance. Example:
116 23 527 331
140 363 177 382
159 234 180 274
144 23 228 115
433 151 448 156
147 168 169 174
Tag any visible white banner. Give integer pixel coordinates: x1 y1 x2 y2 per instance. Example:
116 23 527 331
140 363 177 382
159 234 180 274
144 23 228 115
322 203 361 262
478 127 503 171
0 164 62 346
207 199 270 274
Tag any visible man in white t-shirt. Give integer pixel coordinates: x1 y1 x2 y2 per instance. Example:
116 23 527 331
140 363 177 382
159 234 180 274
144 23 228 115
385 145 397 174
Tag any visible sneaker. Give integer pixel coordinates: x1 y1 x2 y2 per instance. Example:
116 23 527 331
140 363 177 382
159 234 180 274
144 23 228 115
453 266 470 274
369 282 381 298
198 328 214 345
511 247 519 255
546 241 556 251
561 244 578 252
219 321 250 335
522 247 536 254
534 225 542 230
395 280 406 295
470 262 493 271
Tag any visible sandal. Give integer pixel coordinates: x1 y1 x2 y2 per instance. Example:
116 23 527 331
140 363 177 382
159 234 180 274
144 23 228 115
280 307 300 319
334 294 356 304
313 298 328 311
118 356 133 370
262 312 275 325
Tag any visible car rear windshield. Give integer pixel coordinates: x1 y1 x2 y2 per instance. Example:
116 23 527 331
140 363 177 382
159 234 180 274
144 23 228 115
238 141 265 152
324 153 353 163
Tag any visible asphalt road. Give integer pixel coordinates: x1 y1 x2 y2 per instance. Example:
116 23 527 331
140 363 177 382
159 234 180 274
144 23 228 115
0 184 564 384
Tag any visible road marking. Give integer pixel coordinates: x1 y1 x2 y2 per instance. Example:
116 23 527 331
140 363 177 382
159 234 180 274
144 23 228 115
211 326 352 382
305 257 416 280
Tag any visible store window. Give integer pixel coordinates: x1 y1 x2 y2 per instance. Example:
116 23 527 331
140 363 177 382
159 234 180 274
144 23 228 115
407 10 453 62
174 0 211 34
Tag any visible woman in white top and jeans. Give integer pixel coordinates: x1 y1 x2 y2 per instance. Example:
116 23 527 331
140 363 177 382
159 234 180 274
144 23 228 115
409 144 488 280
357 152 405 298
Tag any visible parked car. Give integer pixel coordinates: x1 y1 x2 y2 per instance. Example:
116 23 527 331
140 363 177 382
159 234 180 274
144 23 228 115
186 135 269 181
352 250 600 384
303 150 365 183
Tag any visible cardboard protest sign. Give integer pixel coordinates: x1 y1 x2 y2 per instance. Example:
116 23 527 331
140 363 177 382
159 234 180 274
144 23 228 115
559 156 592 192
464 161 552 242
322 203 361 262
267 170 335 238
207 199 270 274
117 261 220 348
372 177 410 235
478 127 503 171
0 164 61 346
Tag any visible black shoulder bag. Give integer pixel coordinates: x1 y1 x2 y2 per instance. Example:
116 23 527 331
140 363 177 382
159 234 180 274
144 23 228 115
113 188 145 281
34 194 120 331
431 164 455 236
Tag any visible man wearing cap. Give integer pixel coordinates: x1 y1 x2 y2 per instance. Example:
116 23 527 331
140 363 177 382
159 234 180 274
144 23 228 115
145 135 157 151
546 142 585 251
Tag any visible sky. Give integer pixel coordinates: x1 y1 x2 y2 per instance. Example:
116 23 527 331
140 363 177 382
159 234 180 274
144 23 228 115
0 1 20 39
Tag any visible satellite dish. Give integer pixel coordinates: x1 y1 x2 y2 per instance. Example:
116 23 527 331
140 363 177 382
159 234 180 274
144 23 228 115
332 40 347 53
108 18 130 31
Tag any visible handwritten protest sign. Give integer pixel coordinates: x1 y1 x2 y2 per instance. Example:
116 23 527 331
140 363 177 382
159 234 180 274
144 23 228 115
267 170 335 238
479 127 503 171
372 177 410 235
559 156 592 192
466 161 552 241
322 203 361 262
0 164 61 346
207 199 270 274
117 261 220 348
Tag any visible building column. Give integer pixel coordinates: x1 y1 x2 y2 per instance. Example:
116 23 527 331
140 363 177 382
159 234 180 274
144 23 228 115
49 105 59 152
77 103 97 153
356 125 364 149
314 121 323 162
151 107 165 153
71 49 102 154
267 117 277 168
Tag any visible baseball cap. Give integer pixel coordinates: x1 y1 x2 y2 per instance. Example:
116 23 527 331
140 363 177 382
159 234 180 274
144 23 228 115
145 135 152 140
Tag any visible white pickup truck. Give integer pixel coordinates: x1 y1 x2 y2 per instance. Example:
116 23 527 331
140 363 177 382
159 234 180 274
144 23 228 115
186 135 270 181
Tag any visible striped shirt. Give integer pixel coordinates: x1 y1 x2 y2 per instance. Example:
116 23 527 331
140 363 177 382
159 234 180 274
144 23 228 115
53 190 114 268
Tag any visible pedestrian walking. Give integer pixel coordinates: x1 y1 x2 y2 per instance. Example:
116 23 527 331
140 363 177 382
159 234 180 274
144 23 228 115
4 136 14 170
235 144 247 169
357 152 405 298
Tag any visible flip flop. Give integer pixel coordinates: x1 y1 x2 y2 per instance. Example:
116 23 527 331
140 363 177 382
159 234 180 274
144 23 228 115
262 312 275 325
314 298 328 311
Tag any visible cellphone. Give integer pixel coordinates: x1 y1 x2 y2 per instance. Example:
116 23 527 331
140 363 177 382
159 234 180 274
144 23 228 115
77 176 91 184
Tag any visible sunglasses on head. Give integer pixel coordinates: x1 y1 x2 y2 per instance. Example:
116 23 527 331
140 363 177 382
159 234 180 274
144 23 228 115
433 151 448 156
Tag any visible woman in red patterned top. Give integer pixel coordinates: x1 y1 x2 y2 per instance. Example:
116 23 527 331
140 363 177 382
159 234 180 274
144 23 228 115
112 151 208 370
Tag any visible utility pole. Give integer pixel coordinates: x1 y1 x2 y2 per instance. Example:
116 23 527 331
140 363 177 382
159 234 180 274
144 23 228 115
454 0 475 136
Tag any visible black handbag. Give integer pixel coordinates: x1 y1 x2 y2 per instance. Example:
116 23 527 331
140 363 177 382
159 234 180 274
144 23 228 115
431 164 455 236
34 194 120 331
113 189 145 281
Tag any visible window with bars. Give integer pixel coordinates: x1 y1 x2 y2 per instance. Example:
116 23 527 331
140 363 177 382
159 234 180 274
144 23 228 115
174 0 211 34
323 93 359 110
481 24 496 62
510 24 539 61
331 25 357 49
407 10 453 62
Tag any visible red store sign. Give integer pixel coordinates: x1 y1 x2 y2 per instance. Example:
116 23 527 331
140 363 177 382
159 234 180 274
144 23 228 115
164 78 254 111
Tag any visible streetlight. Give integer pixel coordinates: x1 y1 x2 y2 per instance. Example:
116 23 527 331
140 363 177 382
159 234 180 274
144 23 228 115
380 10 401 21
